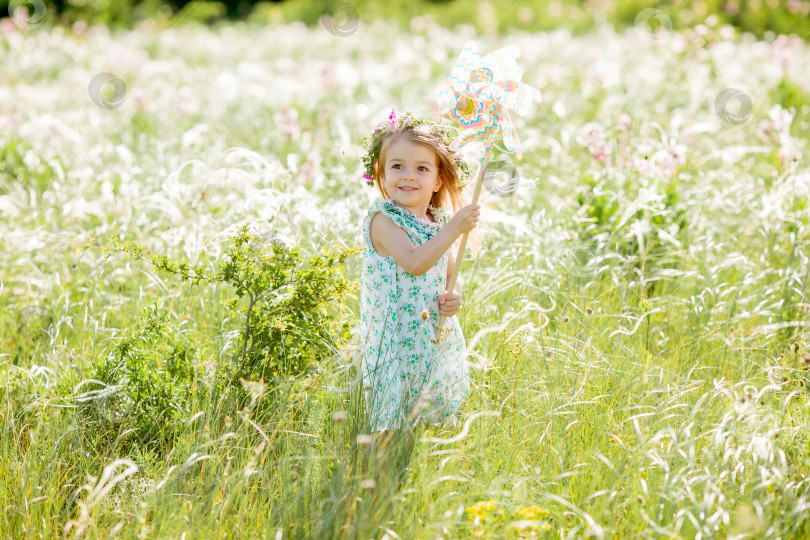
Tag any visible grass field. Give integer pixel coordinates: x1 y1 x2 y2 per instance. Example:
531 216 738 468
2 12 810 539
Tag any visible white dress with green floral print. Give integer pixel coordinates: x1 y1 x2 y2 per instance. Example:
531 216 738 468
360 198 470 432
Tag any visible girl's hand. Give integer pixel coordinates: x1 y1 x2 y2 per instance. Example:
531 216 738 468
438 290 462 317
449 203 481 234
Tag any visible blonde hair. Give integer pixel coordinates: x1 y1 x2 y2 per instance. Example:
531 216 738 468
369 122 481 257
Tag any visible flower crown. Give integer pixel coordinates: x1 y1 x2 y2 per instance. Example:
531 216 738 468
361 108 471 189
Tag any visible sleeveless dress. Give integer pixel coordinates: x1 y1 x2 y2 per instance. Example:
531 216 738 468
359 198 470 432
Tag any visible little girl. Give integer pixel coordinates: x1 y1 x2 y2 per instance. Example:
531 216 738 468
359 109 480 438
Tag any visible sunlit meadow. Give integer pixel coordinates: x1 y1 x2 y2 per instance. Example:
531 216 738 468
2 10 810 540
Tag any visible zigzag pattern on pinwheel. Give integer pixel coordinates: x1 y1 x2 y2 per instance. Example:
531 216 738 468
442 41 542 160
449 45 483 93
437 86 460 113
477 84 509 105
459 103 498 133
479 81 541 117
501 116 520 153
454 130 497 161
502 83 541 116
481 45 522 82
459 109 486 129
451 130 476 152
470 65 494 85
444 107 465 124
469 122 497 143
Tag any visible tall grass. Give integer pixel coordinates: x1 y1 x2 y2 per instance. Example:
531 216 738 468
1 14 810 539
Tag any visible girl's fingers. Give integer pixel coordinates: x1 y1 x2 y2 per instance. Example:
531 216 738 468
439 301 461 315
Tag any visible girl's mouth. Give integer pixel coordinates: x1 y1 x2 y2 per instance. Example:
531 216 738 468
399 187 417 192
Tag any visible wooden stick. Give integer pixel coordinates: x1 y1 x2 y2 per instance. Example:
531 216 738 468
435 154 489 340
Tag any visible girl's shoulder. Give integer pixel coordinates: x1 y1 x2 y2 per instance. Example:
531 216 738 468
365 198 448 229
366 198 409 229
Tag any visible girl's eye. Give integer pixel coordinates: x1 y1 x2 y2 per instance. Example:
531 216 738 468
418 166 429 172
391 164 402 169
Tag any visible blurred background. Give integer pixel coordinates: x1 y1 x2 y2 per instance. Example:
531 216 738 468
2 0 810 38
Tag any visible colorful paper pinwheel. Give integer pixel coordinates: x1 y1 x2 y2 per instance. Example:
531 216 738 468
434 42 541 339
437 42 541 160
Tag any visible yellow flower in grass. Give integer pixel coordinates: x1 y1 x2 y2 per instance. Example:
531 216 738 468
507 505 553 538
512 505 550 521
465 500 507 538
464 501 556 538
466 499 498 521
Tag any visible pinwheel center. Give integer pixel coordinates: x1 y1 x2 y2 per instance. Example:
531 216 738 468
455 98 474 115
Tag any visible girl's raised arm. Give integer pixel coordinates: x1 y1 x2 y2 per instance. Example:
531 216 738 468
369 203 479 276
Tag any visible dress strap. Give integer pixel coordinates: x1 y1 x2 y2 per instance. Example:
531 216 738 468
433 205 451 226
363 199 446 254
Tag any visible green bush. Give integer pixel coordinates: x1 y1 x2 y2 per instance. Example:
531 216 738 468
100 224 357 420
59 225 356 455
216 229 357 381
65 302 199 456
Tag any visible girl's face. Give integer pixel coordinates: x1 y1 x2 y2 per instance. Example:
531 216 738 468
380 136 442 215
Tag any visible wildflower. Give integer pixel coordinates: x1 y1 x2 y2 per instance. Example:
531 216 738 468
331 411 348 424
585 307 593 315
420 309 429 321
239 378 266 400
466 500 497 520
356 434 372 446
512 504 550 520
360 478 376 490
